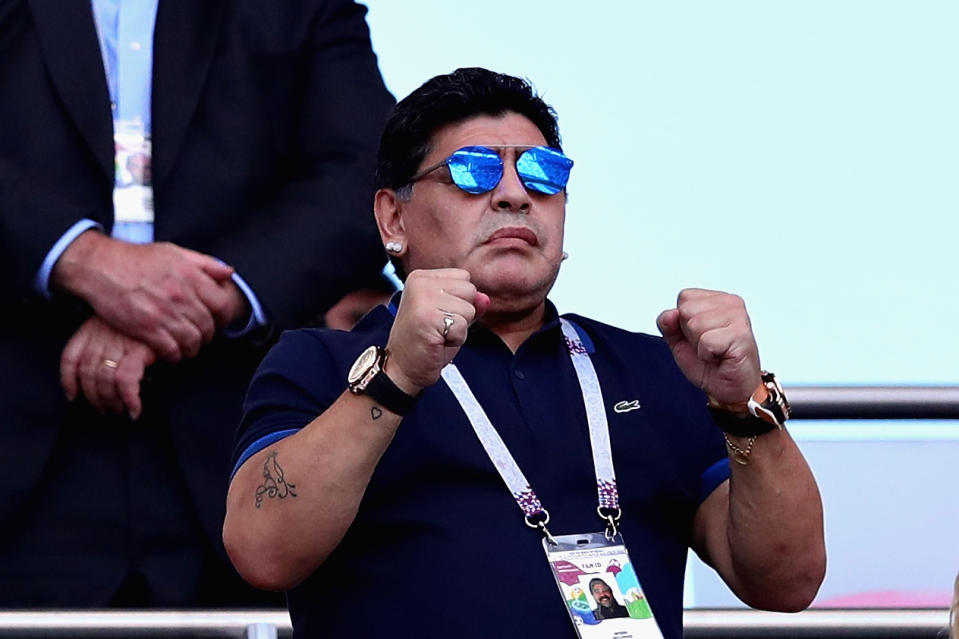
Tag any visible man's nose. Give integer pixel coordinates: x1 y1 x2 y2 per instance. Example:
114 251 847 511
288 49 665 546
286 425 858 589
490 163 531 213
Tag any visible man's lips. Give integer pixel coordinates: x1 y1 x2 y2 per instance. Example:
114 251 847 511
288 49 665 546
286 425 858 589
485 226 538 246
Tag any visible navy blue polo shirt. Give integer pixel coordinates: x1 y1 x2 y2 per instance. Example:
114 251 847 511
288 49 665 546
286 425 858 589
232 299 730 639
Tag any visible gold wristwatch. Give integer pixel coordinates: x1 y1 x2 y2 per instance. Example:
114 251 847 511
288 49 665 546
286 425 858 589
347 346 418 416
707 371 790 437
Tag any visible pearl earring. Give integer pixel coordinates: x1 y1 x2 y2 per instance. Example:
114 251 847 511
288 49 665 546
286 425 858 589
385 241 403 254
561 251 569 261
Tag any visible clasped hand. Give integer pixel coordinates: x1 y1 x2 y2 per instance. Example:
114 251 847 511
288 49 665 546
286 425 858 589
55 233 247 418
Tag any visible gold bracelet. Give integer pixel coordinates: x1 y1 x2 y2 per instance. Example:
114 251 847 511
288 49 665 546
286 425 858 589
723 433 757 466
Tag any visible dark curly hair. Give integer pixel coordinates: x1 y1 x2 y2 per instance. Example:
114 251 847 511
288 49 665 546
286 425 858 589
374 67 562 194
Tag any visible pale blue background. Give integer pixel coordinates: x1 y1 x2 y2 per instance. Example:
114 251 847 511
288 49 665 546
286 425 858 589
362 1 959 607
364 0 958 386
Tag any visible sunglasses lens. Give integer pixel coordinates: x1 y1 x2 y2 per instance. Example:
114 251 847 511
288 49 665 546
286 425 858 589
447 146 504 194
516 147 573 195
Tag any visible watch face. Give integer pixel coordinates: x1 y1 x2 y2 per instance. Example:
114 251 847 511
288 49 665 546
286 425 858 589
348 346 380 386
761 371 790 421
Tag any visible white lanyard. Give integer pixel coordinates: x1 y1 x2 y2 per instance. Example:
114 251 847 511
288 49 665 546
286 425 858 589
440 318 622 540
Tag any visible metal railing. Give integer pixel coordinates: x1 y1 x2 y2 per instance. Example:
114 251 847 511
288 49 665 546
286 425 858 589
0 610 289 638
0 608 949 638
784 385 959 420
685 608 951 638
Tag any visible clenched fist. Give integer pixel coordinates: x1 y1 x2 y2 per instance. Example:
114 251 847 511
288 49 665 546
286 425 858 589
656 288 762 404
384 269 490 394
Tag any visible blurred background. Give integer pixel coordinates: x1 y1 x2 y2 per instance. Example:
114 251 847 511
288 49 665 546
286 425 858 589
364 0 958 608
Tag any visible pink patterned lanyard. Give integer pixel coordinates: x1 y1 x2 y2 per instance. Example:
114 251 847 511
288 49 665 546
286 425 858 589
440 318 622 541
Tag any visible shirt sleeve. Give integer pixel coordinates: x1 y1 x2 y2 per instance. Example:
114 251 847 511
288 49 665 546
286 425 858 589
231 328 344 476
33 219 103 297
220 270 269 339
688 394 732 503
699 457 731 502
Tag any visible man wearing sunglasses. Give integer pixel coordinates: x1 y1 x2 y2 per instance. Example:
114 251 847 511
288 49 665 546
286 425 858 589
224 68 825 639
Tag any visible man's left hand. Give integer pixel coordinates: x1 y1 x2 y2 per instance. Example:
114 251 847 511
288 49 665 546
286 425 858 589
60 316 157 420
656 288 761 404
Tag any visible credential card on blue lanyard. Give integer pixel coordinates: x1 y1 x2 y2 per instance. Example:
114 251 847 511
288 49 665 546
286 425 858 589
544 532 664 639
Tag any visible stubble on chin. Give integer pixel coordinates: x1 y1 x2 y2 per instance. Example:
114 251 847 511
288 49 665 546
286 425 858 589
475 261 561 317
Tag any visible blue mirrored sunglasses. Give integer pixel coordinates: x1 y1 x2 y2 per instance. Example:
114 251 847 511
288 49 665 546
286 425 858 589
408 145 574 195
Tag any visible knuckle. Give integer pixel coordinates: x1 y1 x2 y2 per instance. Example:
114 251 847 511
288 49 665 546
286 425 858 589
133 300 160 325
160 341 182 361
162 279 188 303
187 323 203 342
168 289 187 304
700 330 720 347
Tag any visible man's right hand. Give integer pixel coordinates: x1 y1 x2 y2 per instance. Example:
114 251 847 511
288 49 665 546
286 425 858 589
384 269 489 394
51 230 237 361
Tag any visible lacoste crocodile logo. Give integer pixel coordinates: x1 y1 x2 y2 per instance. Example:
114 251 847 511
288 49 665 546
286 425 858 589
613 400 641 414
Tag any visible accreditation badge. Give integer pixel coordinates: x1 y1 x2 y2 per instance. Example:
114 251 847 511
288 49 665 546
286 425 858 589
544 533 663 639
113 119 154 224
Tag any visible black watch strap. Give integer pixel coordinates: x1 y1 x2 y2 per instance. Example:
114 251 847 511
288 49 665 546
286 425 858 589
707 405 778 437
707 371 789 437
363 368 418 416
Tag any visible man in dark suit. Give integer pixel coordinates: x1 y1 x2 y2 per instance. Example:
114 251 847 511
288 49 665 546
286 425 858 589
0 0 394 606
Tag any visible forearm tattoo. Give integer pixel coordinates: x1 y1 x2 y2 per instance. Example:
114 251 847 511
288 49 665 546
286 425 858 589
255 451 297 508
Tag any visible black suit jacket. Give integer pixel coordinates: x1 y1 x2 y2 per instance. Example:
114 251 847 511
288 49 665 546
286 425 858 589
0 0 394 567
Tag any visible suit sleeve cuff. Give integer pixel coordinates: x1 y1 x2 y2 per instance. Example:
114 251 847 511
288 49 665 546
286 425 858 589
34 220 103 298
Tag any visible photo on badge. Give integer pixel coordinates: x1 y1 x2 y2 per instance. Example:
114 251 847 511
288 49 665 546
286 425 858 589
544 533 663 639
